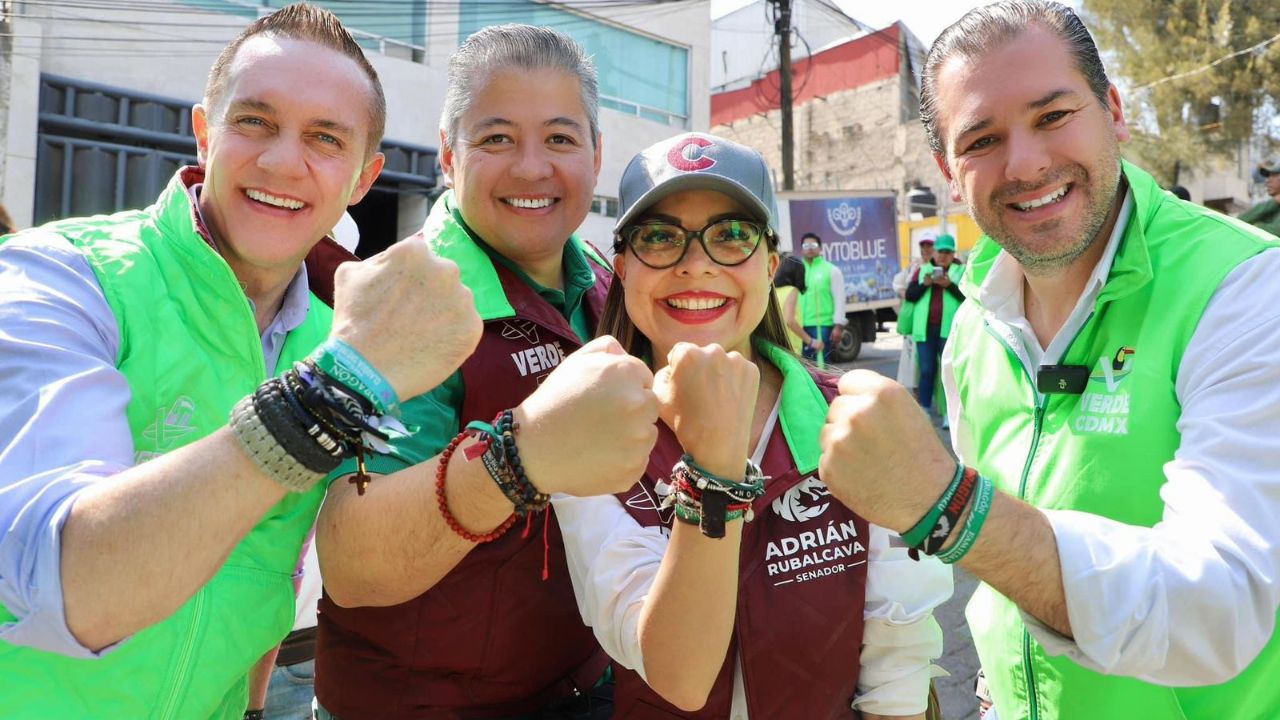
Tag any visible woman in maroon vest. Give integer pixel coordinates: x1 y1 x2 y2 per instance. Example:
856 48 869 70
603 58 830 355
553 133 952 719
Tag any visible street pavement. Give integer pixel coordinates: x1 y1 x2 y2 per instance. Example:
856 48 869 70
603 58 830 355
831 330 982 720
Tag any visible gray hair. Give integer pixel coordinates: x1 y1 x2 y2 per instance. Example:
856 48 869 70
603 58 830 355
440 24 600 149
920 0 1110 157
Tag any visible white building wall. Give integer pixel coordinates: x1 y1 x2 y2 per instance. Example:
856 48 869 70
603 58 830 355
0 0 710 245
711 0 862 91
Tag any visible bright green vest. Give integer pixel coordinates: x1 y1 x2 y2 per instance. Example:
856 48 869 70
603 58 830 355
950 162 1280 720
910 261 964 342
0 172 331 719
799 255 837 326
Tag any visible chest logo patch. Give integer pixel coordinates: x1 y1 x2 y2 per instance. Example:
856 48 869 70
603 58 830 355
1074 347 1136 435
772 475 832 522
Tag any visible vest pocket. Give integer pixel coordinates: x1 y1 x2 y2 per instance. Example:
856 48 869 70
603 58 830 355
154 563 293 719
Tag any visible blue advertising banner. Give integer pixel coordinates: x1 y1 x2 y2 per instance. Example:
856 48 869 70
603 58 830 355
787 196 899 305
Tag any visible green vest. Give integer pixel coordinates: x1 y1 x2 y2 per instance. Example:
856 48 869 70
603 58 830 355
950 162 1280 720
799 255 837 326
910 261 964 341
0 172 331 719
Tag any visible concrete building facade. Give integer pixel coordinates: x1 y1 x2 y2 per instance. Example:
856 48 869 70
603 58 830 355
0 0 711 253
710 21 946 224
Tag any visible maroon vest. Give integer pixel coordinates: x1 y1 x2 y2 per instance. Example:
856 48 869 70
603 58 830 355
316 256 612 720
611 372 870 719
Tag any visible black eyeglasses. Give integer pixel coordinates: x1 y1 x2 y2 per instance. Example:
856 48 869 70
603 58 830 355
620 218 770 269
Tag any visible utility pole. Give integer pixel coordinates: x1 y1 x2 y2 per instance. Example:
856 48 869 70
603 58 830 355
772 0 795 190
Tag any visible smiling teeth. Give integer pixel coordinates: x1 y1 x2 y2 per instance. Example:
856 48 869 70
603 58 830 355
1014 186 1068 211
667 297 727 310
246 189 304 210
506 197 553 209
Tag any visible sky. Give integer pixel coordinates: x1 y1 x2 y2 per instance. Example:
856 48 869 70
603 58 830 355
710 0 1082 47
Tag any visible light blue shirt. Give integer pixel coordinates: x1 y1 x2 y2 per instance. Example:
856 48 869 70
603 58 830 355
0 230 311 658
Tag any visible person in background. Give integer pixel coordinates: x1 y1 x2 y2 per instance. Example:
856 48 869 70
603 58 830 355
797 232 846 366
1170 185 1191 202
903 234 964 419
893 236 938 391
772 253 808 353
1238 159 1280 237
0 202 16 236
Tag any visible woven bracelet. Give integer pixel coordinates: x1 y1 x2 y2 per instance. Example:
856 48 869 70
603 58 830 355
229 395 326 493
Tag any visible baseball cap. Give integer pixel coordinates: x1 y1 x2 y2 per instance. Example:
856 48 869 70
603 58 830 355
1259 159 1280 177
934 234 957 252
615 133 778 234
918 236 936 246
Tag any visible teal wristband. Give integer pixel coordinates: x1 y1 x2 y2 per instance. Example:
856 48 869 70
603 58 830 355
311 338 400 417
936 474 995 565
902 463 966 548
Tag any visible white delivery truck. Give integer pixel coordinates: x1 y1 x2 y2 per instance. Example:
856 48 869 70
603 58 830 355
776 190 902 362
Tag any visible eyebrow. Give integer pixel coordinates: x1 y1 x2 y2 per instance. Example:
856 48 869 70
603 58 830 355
227 98 354 137
953 88 1079 146
637 211 757 226
469 116 586 135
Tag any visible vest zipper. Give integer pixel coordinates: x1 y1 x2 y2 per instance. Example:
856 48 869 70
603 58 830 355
1017 403 1046 720
157 590 206 719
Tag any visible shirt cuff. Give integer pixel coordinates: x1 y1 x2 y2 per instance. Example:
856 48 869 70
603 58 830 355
0 462 126 659
852 615 947 715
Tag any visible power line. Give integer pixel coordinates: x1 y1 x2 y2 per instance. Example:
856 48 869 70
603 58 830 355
1132 30 1280 92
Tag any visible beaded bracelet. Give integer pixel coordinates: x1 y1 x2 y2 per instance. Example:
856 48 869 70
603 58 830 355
902 463 967 549
664 457 764 538
936 473 995 565
435 430 517 544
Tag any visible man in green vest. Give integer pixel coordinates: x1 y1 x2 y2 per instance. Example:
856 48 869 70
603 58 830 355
903 233 964 417
0 5 483 718
1237 159 1280 238
816 2 1280 719
798 232 847 364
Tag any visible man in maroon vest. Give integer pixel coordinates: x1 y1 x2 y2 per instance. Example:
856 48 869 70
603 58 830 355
311 25 660 720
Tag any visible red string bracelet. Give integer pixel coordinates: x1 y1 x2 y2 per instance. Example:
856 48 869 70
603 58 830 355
436 430 517 543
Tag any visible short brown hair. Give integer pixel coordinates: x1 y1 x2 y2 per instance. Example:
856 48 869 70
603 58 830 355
204 3 386 154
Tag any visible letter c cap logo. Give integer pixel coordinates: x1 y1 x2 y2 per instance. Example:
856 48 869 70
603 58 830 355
667 135 716 172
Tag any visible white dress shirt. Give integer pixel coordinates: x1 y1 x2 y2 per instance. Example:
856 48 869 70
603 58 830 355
0 228 311 657
943 189 1280 684
554 396 952 717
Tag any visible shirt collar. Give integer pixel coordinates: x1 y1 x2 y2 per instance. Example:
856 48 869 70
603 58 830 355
976 186 1134 329
184 170 310 334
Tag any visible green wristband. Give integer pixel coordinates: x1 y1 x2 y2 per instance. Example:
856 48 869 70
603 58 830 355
936 473 995 565
310 338 400 417
673 504 746 526
902 463 966 548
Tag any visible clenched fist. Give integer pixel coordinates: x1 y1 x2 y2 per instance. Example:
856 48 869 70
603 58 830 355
329 233 482 401
515 336 659 497
819 370 954 533
653 343 758 480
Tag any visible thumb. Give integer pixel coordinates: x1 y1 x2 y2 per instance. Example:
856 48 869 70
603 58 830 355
652 364 677 426
578 334 627 356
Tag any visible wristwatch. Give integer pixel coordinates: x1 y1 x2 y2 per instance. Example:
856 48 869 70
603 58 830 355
244 710 265 720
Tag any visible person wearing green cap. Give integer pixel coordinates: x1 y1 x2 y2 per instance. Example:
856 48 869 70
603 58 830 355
903 233 964 415
1238 159 1280 238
